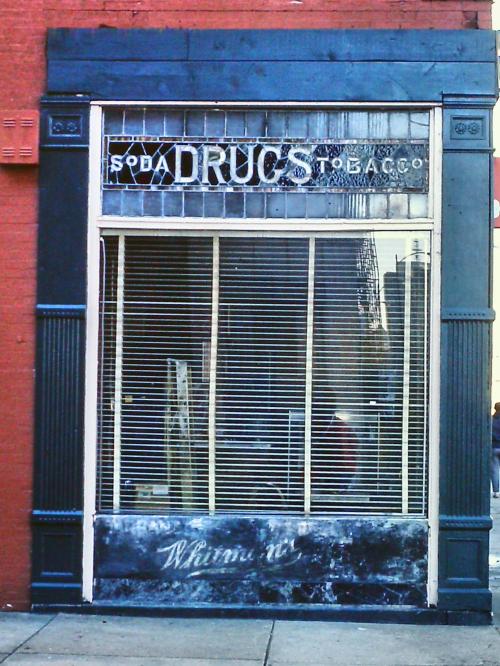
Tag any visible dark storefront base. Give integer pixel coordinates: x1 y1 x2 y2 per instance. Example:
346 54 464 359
31 603 491 626
92 516 427 607
31 514 491 624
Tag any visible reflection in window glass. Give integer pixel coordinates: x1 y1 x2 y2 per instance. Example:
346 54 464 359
312 235 429 514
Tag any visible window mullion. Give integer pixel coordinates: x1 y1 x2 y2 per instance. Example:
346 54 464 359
208 235 219 513
401 237 413 514
113 234 125 511
304 236 315 514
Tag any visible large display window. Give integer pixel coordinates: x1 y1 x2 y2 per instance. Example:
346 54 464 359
83 103 439 608
97 231 430 517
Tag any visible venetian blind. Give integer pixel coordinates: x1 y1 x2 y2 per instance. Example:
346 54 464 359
97 232 429 516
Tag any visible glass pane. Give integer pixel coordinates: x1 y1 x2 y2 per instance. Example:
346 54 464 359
97 232 430 517
311 234 430 515
101 107 431 220
215 237 309 512
97 236 213 512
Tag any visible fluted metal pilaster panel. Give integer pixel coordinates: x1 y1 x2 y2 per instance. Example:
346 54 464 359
34 306 85 510
440 316 492 518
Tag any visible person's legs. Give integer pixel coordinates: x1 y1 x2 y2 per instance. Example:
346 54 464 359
491 449 500 496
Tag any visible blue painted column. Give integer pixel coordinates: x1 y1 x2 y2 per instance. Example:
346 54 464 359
438 95 496 616
32 96 89 604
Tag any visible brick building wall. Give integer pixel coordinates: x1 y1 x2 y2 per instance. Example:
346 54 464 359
0 0 492 611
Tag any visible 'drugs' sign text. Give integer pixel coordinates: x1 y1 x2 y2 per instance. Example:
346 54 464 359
104 138 429 193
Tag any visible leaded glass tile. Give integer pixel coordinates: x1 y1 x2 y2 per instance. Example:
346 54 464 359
409 193 428 218
102 190 122 216
287 192 307 218
204 191 224 217
368 112 389 139
388 193 409 218
143 191 162 217
184 191 204 217
245 192 266 218
306 193 328 218
124 109 144 135
104 110 124 135
225 192 245 218
145 110 165 136
347 112 369 139
389 112 410 139
245 111 266 138
287 112 308 139
101 107 432 220
205 110 226 136
410 112 429 139
369 194 389 219
327 112 341 139
163 191 183 216
186 110 205 137
267 192 287 218
346 194 368 218
268 112 286 138
165 110 184 136
308 112 328 140
226 111 245 137
122 190 143 216
326 195 344 218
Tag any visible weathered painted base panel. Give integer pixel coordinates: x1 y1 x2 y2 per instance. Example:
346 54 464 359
94 515 428 607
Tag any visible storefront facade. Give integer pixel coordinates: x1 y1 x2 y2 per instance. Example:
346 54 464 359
31 29 497 622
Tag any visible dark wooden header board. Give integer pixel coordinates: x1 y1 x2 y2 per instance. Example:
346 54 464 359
46 29 497 102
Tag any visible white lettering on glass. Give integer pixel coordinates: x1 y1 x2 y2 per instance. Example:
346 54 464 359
106 140 428 192
202 145 226 184
175 144 198 183
257 146 284 184
157 538 302 577
288 147 312 185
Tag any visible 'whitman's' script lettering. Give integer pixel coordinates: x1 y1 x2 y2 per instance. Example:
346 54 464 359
157 538 302 577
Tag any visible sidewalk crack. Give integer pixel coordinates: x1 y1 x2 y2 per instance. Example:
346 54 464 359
1 613 58 662
263 620 275 666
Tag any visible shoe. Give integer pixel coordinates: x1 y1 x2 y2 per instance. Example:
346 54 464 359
493 493 499 498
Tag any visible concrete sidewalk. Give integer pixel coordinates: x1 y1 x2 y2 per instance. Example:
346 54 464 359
1 503 500 666
2 611 500 666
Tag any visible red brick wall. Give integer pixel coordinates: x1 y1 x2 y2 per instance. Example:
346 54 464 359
0 0 492 611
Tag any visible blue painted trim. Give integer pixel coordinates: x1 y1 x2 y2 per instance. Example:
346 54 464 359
37 304 86 309
31 583 82 590
37 304 86 319
46 29 497 103
48 29 496 63
441 308 495 321
439 516 493 530
40 96 90 149
47 60 497 103
32 510 84 524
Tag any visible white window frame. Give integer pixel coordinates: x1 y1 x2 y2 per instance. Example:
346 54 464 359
82 102 442 606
